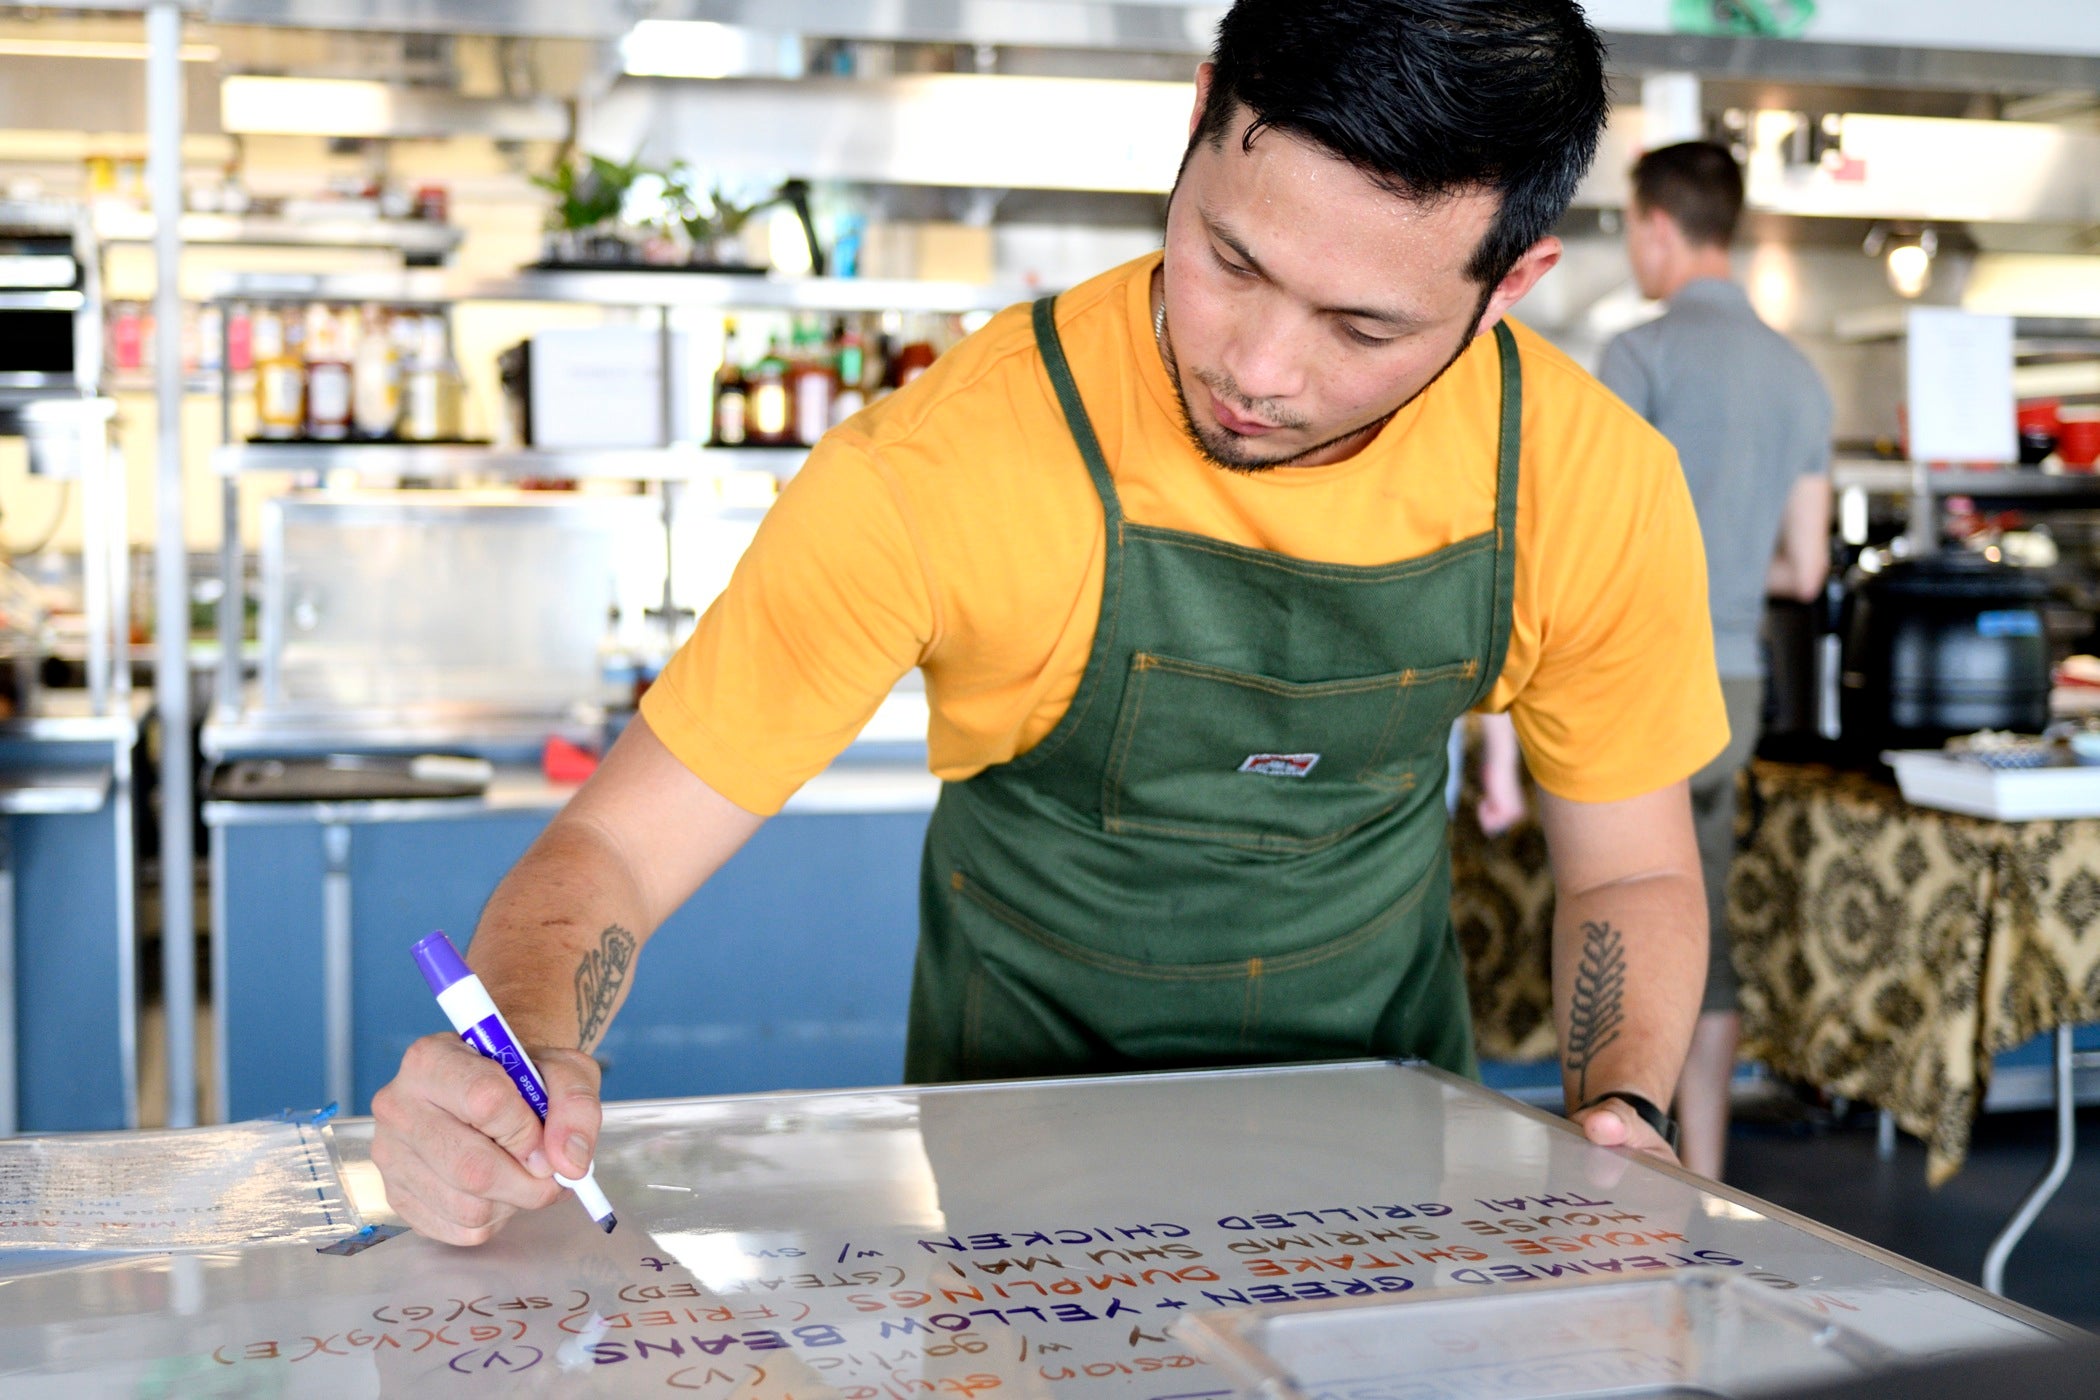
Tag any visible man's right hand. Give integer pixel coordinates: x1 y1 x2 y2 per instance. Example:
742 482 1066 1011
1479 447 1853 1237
369 1033 604 1246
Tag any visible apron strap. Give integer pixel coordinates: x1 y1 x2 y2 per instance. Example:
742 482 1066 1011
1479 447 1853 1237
1476 320 1523 708
1033 291 1520 708
1032 296 1123 527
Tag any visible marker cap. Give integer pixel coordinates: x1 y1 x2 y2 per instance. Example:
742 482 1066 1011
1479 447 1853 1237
412 931 471 997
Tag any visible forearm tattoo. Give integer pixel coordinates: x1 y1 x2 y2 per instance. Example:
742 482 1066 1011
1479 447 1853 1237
575 924 636 1049
1564 919 1627 1101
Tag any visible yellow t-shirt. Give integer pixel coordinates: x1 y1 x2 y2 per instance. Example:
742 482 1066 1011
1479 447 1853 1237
643 252 1726 817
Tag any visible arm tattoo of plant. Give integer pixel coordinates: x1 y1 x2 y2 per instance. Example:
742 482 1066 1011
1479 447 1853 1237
575 924 636 1050
1564 919 1627 1101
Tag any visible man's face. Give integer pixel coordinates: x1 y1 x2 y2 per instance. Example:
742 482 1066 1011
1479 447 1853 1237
1159 94 1542 472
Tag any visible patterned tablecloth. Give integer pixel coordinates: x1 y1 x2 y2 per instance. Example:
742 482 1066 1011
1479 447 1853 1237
1449 759 2100 1184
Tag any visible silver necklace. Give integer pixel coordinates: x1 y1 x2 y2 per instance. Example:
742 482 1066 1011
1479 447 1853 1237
1153 294 1166 350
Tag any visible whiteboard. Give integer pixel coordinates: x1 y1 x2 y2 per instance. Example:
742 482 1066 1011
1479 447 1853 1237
0 1063 2071 1397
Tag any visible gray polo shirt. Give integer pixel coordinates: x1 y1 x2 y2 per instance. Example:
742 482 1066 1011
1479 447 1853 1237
1597 279 1832 681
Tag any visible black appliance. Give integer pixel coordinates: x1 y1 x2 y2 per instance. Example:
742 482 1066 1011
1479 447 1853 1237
1758 579 1845 765
1838 550 2053 763
0 201 97 407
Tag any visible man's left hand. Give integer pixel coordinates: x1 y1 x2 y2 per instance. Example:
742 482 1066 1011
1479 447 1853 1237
1571 1098 1680 1166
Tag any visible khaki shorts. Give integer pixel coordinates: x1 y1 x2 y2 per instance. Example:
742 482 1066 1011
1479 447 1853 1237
1689 678 1763 1013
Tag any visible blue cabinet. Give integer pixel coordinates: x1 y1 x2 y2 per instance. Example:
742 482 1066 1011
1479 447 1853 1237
0 714 140 1135
210 782 931 1121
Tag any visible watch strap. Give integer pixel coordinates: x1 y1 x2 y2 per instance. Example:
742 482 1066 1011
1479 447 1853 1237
1579 1090 1680 1152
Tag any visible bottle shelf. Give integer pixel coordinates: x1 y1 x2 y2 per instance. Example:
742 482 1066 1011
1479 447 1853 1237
96 211 463 259
206 268 1033 316
212 441 809 482
106 371 245 396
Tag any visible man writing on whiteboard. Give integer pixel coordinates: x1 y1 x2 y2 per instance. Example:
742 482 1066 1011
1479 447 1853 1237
374 0 1728 1244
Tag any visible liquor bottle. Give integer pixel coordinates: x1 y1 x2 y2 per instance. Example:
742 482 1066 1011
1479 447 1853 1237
712 319 749 447
748 334 791 445
400 313 461 442
831 319 867 427
225 303 253 374
893 336 937 389
109 303 144 372
598 603 637 714
196 305 224 374
788 317 835 447
868 316 898 403
252 306 305 441
351 303 401 440
303 304 353 441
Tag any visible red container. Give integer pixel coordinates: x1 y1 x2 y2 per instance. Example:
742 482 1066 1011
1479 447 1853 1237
2057 414 2100 470
2017 399 2062 436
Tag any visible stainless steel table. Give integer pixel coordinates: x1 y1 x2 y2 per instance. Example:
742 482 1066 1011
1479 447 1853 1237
0 1063 2079 1396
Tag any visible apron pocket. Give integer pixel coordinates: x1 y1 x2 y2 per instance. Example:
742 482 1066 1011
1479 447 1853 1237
1101 651 1477 851
947 862 1455 1074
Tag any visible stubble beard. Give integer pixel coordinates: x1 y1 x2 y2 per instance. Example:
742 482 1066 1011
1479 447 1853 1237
1155 264 1495 476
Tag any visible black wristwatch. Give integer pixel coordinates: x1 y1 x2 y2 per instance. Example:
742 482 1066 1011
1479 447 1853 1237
1579 1090 1680 1152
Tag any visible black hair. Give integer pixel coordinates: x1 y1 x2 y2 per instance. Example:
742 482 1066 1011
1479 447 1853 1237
1629 141 1745 248
1195 0 1609 289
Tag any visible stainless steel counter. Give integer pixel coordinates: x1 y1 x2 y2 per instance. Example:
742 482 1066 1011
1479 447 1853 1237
0 689 143 746
202 761 938 828
202 687 940 820
0 1063 2075 1395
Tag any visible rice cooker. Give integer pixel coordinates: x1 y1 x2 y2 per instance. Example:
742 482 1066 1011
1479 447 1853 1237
1838 550 2053 762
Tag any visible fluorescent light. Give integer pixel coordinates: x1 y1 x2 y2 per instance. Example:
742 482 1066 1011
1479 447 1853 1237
0 38 218 62
222 76 394 137
220 75 566 140
620 20 802 80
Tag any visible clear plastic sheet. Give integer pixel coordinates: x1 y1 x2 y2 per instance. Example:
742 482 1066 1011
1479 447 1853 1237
1178 1271 1894 1399
0 1118 357 1251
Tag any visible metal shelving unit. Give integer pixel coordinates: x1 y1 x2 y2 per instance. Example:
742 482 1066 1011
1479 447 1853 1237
97 211 464 261
208 267 1032 315
212 441 805 481
1835 307 2100 346
1830 311 2100 550
107 370 237 396
205 267 1031 725
1834 459 2100 499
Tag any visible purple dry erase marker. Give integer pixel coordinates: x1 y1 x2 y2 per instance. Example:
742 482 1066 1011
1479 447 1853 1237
413 931 617 1233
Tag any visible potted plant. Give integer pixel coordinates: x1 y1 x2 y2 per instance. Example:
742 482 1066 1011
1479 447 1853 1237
533 152 648 266
666 165 764 270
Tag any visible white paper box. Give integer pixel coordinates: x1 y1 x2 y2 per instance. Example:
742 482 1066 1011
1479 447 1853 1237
1885 749 2100 821
528 325 692 448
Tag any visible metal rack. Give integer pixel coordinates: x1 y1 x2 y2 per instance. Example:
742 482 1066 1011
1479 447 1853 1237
1833 460 2100 499
96 211 464 261
207 268 1031 315
204 267 1039 727
211 441 803 481
1830 310 2100 551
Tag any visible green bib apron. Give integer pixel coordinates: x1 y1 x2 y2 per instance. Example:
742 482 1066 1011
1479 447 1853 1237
904 297 1521 1083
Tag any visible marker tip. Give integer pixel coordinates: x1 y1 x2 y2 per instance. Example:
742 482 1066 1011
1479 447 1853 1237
601 1215 618 1235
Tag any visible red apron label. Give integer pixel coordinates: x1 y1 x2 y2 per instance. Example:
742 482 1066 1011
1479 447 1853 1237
1238 752 1321 778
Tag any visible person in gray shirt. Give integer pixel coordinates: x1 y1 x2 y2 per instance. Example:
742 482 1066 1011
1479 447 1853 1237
1598 141 1832 1180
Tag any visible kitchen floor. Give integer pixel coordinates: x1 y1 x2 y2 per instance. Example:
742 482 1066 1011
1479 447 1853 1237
1727 1086 2100 1332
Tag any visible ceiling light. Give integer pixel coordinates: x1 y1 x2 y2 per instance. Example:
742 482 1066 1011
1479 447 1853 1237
1863 224 1938 300
1886 242 1932 298
620 20 803 80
